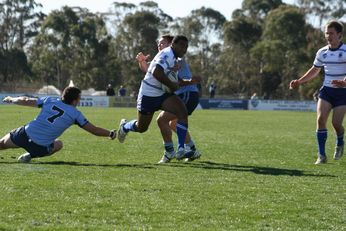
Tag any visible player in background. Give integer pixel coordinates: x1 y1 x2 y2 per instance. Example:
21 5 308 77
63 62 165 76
116 35 190 160
289 20 346 164
136 34 201 163
0 86 117 163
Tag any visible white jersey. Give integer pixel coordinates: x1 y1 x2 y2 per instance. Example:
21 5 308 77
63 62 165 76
313 43 346 88
138 46 179 97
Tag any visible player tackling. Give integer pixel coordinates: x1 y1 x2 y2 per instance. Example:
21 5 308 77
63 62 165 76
0 86 117 163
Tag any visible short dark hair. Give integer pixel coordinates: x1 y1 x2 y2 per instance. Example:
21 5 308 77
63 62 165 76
161 34 174 44
326 20 343 33
172 35 188 44
62 86 81 104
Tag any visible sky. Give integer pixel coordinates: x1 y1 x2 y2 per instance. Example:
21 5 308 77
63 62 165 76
35 0 296 20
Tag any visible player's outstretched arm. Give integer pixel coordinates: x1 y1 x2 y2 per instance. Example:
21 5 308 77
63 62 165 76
289 66 321 89
2 96 37 107
82 122 116 139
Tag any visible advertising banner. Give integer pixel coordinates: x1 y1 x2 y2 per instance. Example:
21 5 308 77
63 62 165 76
199 99 248 110
249 99 317 112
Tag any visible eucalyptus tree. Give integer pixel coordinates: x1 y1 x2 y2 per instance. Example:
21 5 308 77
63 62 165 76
169 7 226 90
108 1 172 33
109 2 173 92
0 0 42 88
250 5 308 99
220 17 263 96
136 1 173 25
297 0 346 27
215 0 283 97
29 6 119 90
0 0 43 50
224 16 262 50
241 0 283 20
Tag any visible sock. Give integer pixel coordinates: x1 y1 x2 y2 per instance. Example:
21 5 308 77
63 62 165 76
336 132 344 147
316 129 327 156
186 140 196 151
122 120 137 132
164 142 174 153
176 121 188 149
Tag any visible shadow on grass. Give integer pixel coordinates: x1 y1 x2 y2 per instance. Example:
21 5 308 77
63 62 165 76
39 161 156 169
0 160 336 177
0 160 155 169
164 161 336 177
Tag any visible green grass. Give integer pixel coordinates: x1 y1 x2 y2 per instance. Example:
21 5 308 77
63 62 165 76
0 106 345 230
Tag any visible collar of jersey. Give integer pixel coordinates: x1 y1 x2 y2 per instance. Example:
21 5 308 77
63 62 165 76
329 42 343 51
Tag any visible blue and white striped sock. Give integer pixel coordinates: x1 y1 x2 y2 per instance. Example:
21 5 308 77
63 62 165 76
123 120 138 132
164 142 174 153
186 140 196 151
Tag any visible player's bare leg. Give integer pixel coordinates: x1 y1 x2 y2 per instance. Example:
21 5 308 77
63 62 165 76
117 112 154 143
315 99 332 164
332 106 346 160
161 95 188 160
0 133 19 150
157 111 176 163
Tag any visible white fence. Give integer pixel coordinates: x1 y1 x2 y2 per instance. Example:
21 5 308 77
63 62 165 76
0 93 317 112
0 94 109 107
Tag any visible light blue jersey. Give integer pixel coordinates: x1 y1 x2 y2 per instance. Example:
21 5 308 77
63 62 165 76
175 59 199 95
25 96 88 146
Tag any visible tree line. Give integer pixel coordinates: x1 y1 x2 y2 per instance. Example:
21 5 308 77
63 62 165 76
0 0 345 99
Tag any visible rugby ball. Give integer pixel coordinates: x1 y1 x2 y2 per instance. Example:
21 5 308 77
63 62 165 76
162 71 179 93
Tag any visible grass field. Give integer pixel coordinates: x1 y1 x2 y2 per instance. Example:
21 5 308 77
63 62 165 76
0 105 345 230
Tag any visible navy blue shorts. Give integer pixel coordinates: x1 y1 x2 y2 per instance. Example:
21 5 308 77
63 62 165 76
178 91 199 115
319 86 346 108
137 93 173 115
10 126 54 157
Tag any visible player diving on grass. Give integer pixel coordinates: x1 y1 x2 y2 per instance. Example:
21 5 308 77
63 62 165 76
136 34 201 163
116 35 192 160
0 86 117 163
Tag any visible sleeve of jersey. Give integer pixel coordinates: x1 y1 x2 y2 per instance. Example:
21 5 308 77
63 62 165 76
37 96 49 108
313 50 323 68
154 55 170 71
75 111 89 128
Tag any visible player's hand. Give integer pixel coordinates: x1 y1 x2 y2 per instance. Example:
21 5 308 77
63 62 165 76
136 52 150 62
3 96 14 103
169 82 180 92
289 80 300 89
191 76 201 83
109 129 117 140
331 79 346 88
